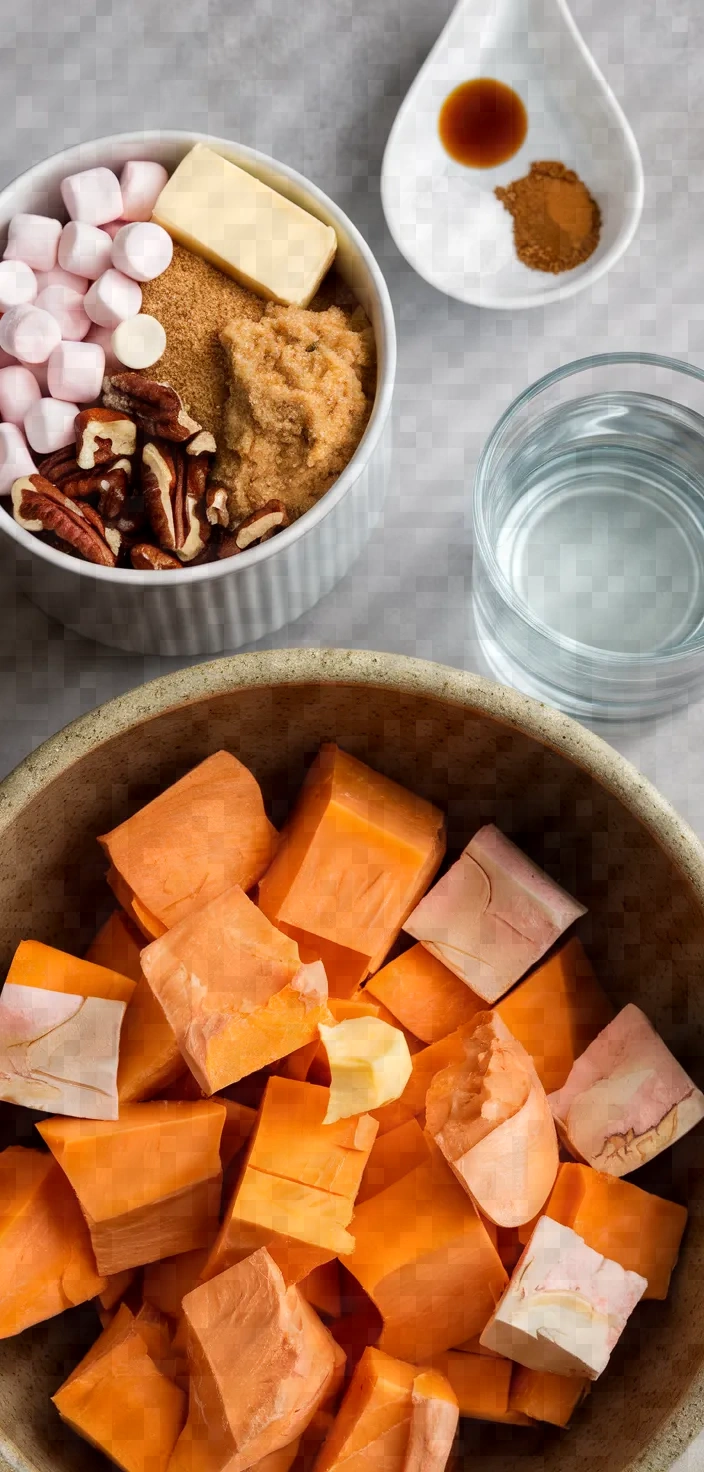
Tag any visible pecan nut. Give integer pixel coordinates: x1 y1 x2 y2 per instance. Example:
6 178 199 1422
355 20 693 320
40 446 133 512
186 430 217 456
103 372 202 442
205 486 230 528
234 499 289 550
75 408 137 469
142 440 210 562
130 542 182 571
12 475 120 566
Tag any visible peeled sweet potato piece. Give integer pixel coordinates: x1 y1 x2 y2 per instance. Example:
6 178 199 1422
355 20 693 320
84 912 184 1104
405 824 586 1003
346 1139 508 1362
85 909 144 981
53 1302 186 1472
509 1365 590 1427
549 1003 704 1176
425 1012 558 1228
371 1029 468 1135
356 1119 431 1204
170 1248 337 1472
141 884 330 1093
0 1145 105 1337
99 750 278 935
497 938 614 1093
424 1352 514 1424
37 1099 225 1275
248 1076 378 1199
258 744 446 997
313 1345 416 1472
367 943 483 1044
403 1369 459 1472
202 1167 354 1286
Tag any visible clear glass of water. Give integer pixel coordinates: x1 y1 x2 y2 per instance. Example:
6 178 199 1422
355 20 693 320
472 353 704 720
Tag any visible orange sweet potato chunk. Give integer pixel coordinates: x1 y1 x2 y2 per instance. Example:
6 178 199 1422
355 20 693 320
427 1352 523 1424
85 910 143 982
356 1119 431 1204
141 884 329 1093
219 1098 257 1169
37 1100 225 1276
53 1303 186 1472
509 1366 590 1427
372 1030 467 1135
314 1345 416 1472
346 1140 508 1362
535 1161 688 1300
496 938 614 1093
404 1369 459 1472
7 938 136 1004
258 745 446 997
202 1168 354 1286
99 750 278 934
0 1146 105 1337
249 1077 378 1200
85 913 184 1104
367 944 483 1045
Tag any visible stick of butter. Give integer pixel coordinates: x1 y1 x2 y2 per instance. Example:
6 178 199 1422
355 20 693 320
152 145 337 308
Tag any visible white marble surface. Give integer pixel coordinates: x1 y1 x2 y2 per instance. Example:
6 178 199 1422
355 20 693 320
0 0 702 1462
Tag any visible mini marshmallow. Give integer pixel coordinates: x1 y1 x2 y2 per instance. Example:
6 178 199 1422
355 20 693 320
0 261 37 310
102 221 126 240
84 269 142 330
85 322 120 375
47 341 105 404
0 366 42 426
34 264 89 295
0 423 36 495
0 306 62 364
24 397 80 454
112 313 166 369
4 215 62 272
35 285 91 342
60 167 123 227
111 222 173 283
58 221 113 281
119 161 169 222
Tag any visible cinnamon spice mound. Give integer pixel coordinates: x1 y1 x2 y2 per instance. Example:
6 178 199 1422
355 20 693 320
495 160 601 274
216 303 375 524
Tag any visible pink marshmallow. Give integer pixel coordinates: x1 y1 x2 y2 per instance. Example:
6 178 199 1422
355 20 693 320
35 285 91 342
34 264 89 295
24 397 80 454
0 305 62 364
0 260 37 310
85 322 120 375
102 220 126 240
84 269 141 330
0 422 36 494
47 341 105 404
4 215 62 272
111 222 173 282
119 161 169 222
0 366 42 426
58 221 113 281
60 167 123 227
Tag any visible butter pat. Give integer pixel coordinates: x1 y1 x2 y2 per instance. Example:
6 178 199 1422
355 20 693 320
319 1016 413 1124
152 145 337 307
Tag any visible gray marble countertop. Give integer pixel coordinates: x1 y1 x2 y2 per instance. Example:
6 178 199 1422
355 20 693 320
0 0 701 1464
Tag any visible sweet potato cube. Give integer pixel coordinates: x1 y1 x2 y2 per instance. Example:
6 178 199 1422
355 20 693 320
37 1099 225 1275
549 1003 704 1176
367 944 483 1045
346 1140 508 1362
497 938 614 1093
371 1029 467 1135
425 1012 558 1228
248 1076 378 1199
53 1302 186 1472
202 1167 354 1285
509 1366 590 1427
403 1368 459 1472
258 745 446 997
170 1248 337 1472
357 1119 431 1204
99 750 278 935
313 1345 416 1472
537 1161 688 1300
143 1241 216 1321
7 938 136 1003
300 1260 342 1319
85 910 143 981
425 1352 513 1423
85 913 184 1104
219 1098 257 1168
0 1146 105 1337
405 824 586 1004
141 885 329 1093
480 1215 646 1379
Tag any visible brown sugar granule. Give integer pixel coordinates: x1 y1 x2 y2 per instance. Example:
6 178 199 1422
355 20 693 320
495 161 601 274
217 302 375 524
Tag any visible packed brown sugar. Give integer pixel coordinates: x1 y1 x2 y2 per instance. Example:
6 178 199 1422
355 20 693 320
495 160 601 274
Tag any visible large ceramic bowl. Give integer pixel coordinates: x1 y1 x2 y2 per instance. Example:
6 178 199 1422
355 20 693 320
0 649 702 1472
0 134 396 656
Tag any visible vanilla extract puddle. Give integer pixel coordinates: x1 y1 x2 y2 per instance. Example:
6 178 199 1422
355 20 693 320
439 78 528 169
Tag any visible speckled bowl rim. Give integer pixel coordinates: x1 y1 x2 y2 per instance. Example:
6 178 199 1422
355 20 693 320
0 647 701 1472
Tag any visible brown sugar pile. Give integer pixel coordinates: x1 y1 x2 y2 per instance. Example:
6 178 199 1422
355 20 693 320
216 302 375 523
495 161 601 274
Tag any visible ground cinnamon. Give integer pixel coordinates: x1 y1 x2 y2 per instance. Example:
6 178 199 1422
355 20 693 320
495 160 601 274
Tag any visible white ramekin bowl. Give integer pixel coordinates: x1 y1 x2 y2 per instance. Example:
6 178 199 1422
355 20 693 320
0 132 396 655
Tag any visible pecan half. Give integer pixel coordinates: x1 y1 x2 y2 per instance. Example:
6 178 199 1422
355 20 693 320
205 486 230 528
234 500 289 550
75 409 137 469
186 430 217 456
103 373 202 442
131 543 182 571
142 440 210 563
12 475 119 566
40 447 133 512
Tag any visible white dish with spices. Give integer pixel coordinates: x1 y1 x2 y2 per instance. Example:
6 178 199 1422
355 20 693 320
0 132 395 655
